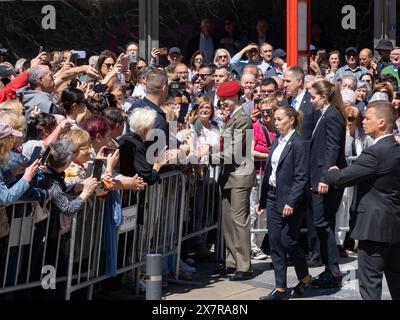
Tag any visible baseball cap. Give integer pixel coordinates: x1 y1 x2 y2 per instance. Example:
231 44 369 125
272 49 287 59
345 47 358 55
0 121 23 139
0 65 16 79
217 81 241 98
169 47 181 55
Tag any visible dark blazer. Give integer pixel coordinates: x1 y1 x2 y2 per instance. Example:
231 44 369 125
310 105 347 191
259 132 309 213
117 132 160 185
326 135 400 243
185 34 218 64
288 91 321 141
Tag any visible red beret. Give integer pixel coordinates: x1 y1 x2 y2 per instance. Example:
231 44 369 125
217 81 241 98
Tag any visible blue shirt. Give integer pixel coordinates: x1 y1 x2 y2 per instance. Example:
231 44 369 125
200 33 215 63
0 169 30 207
333 65 369 82
231 52 263 79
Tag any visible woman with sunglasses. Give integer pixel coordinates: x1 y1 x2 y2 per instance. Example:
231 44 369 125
189 51 205 81
96 50 117 80
213 49 232 69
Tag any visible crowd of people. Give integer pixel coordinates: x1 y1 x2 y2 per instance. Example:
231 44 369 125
1 17 400 301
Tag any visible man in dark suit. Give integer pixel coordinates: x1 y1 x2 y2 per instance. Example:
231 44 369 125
283 66 322 267
209 81 256 281
283 66 320 140
186 18 218 64
326 101 400 300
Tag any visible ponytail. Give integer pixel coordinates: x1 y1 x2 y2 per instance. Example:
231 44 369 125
276 105 304 135
312 80 346 121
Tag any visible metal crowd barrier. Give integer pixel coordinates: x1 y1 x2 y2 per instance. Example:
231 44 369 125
65 170 188 299
0 168 222 300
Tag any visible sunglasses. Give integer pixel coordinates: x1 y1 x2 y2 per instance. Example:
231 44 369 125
217 55 228 59
194 58 203 62
199 73 212 78
102 63 114 69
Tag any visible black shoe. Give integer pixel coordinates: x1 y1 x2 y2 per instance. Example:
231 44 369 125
291 276 312 298
212 267 236 276
229 271 253 281
260 289 290 301
311 271 342 289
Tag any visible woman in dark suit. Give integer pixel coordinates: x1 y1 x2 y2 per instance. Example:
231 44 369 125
308 80 347 289
256 105 312 300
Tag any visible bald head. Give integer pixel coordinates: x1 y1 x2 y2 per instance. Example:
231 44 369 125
359 48 373 68
242 65 258 78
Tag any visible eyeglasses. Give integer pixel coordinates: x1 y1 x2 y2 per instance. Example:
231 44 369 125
199 73 212 78
194 58 203 63
102 63 114 69
260 109 272 116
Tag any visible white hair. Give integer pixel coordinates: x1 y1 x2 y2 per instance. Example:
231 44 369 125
129 107 157 137
15 58 27 71
341 89 357 105
369 92 389 103
89 55 99 66
213 49 231 67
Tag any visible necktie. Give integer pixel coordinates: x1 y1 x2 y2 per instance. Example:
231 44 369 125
291 98 297 109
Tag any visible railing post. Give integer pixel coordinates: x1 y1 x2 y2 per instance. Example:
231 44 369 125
145 254 162 300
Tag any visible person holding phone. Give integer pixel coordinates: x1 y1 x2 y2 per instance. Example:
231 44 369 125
0 122 40 207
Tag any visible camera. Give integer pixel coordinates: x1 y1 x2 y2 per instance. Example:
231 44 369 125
169 81 186 93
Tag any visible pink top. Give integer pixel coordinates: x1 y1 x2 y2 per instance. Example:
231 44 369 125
253 121 277 174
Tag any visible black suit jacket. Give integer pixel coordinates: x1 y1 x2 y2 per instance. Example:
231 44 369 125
259 132 309 213
309 105 347 191
326 135 400 243
117 132 160 185
288 91 321 141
